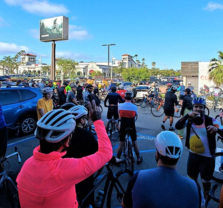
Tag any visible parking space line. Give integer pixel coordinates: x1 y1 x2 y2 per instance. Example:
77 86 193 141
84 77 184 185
7 136 36 147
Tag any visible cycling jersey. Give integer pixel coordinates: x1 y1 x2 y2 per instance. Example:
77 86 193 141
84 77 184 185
117 90 127 100
104 92 124 106
164 91 178 111
123 166 202 208
36 98 53 120
17 120 112 208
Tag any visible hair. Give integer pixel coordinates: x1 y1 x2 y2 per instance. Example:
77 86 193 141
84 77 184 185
125 96 132 101
39 137 69 154
158 153 179 165
111 87 116 92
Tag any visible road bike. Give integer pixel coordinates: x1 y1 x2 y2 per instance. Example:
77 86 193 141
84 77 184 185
215 108 223 125
106 116 119 141
78 160 133 208
0 147 21 208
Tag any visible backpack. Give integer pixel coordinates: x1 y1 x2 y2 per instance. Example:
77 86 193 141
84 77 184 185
90 94 100 106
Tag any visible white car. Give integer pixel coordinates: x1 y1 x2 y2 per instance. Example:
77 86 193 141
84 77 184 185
136 85 151 98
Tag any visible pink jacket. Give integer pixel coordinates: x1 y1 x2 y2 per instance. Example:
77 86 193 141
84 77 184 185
17 120 112 208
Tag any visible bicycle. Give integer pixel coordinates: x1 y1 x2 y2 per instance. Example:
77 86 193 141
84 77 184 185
215 108 223 125
106 116 119 141
151 98 165 117
78 160 133 208
0 147 21 208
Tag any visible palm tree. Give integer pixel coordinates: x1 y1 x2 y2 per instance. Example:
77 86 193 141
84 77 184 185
41 65 51 75
152 62 156 68
208 51 223 86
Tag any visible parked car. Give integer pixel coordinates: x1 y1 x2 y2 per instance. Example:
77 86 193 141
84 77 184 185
119 82 132 90
0 87 43 135
136 85 150 98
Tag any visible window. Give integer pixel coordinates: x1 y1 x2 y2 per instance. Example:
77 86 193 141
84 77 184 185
0 90 20 105
19 90 36 101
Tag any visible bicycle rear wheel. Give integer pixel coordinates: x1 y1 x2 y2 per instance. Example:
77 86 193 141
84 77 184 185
135 98 143 106
215 115 223 125
212 152 223 183
128 141 134 173
4 177 20 208
107 169 133 208
141 100 148 108
174 105 181 118
151 104 164 117
106 121 113 139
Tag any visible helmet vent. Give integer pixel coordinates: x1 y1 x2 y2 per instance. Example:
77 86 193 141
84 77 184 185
166 146 180 156
45 110 63 125
51 113 71 126
41 110 54 123
50 131 64 138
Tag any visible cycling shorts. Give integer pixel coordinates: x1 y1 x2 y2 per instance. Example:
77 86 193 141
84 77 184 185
0 126 7 159
119 123 136 142
148 94 154 98
164 109 174 117
179 95 185 100
107 106 119 121
187 152 215 182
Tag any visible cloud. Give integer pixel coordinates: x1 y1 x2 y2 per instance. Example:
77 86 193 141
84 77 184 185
4 0 69 16
69 24 91 40
56 51 92 60
204 2 223 11
0 42 30 55
0 17 9 27
29 29 39 39
71 16 77 20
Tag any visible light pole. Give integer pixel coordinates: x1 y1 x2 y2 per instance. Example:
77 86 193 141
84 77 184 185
102 44 116 80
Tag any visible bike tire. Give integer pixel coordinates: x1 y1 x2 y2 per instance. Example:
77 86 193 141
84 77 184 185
205 106 210 116
4 177 20 208
174 105 181 118
135 98 143 106
215 115 223 126
128 141 134 173
151 104 164 117
212 152 223 183
141 101 148 108
106 168 133 208
106 120 113 139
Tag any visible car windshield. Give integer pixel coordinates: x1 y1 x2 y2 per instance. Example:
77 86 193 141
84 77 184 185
123 82 132 86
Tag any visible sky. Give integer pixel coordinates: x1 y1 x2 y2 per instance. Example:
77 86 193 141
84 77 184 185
0 0 223 70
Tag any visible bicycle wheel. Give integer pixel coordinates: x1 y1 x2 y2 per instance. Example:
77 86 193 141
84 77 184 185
4 177 20 208
106 121 113 139
205 106 210 116
212 152 223 183
215 115 223 125
141 100 148 108
151 104 164 117
107 169 133 208
174 105 181 118
135 98 143 106
128 141 134 173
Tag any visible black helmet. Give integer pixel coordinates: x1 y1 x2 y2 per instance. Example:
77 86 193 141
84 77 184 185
111 86 116 92
125 90 133 99
60 103 76 110
171 86 177 93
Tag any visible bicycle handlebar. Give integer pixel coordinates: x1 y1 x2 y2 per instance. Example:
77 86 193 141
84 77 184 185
0 147 21 165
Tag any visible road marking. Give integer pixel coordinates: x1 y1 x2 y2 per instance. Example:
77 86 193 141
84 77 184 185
7 136 35 147
137 133 155 141
113 149 156 155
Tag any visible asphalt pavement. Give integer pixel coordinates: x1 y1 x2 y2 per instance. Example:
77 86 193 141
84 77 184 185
0 105 222 208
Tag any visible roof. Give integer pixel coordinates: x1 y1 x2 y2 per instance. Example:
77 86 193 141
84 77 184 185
122 54 132 57
22 53 37 57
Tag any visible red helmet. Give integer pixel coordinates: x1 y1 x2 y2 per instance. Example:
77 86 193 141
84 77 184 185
167 83 172 87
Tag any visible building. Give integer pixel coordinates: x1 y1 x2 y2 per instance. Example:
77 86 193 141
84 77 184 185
18 53 49 75
181 61 223 93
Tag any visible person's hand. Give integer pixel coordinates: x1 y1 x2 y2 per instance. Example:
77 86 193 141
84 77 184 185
188 111 200 117
207 125 218 134
88 100 101 122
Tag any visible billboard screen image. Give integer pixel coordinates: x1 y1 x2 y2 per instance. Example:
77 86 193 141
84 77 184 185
40 16 68 42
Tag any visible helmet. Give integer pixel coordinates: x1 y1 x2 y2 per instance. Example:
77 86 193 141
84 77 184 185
60 103 76 110
111 86 117 92
42 87 53 94
125 90 133 98
155 131 183 159
192 97 206 106
171 86 177 92
70 84 77 88
69 105 88 120
34 109 76 143
167 83 172 87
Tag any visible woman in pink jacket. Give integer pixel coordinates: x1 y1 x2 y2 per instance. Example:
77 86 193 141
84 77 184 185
17 101 113 208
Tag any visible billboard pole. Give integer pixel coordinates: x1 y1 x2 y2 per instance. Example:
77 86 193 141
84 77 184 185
51 40 56 80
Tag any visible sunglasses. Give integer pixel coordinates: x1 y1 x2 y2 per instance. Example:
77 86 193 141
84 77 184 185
194 105 204 109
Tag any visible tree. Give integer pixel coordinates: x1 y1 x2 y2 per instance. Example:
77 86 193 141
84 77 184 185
141 58 146 68
114 61 125 76
90 71 103 78
152 62 156 68
41 65 51 75
208 51 223 86
13 50 26 74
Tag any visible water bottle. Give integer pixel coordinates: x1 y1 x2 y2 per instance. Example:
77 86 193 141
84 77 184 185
94 190 104 208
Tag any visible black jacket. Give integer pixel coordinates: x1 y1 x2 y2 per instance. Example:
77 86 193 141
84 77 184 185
181 94 193 116
175 114 223 156
164 91 178 111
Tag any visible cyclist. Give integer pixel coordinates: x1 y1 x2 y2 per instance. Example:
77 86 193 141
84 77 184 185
76 81 83 101
58 82 67 106
108 80 116 92
83 84 93 104
161 86 178 131
93 83 99 97
117 85 127 100
122 131 204 208
187 82 194 92
175 97 223 199
178 88 193 139
0 102 7 172
166 83 172 92
104 86 124 130
67 84 78 105
17 101 113 208
179 81 185 105
132 84 137 104
117 91 143 164
37 87 53 120
65 105 98 207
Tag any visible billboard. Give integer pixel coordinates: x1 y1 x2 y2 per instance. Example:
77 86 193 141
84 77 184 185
40 16 69 42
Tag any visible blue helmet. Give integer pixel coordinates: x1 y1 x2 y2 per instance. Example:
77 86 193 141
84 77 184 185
192 97 206 106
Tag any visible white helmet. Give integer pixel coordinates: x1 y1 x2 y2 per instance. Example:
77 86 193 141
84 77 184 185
155 131 183 159
42 87 53 94
35 109 76 143
69 105 88 120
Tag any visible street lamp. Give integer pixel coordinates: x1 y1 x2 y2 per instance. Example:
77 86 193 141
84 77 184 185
102 44 116 80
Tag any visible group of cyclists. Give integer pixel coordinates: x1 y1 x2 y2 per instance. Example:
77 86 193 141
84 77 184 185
1 78 223 207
